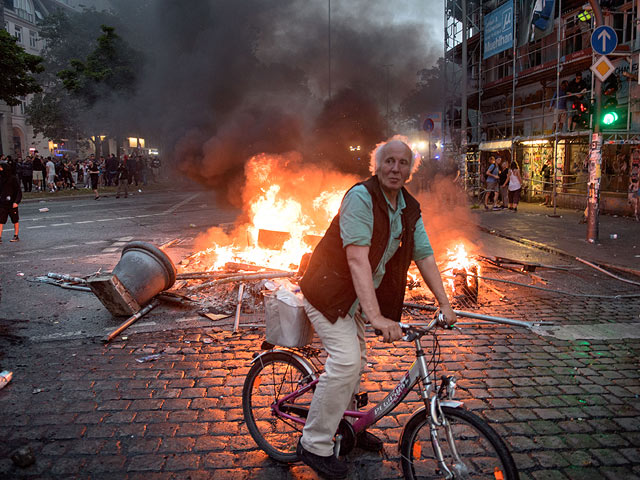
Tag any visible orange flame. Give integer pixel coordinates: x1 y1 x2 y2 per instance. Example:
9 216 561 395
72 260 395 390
444 243 480 293
191 153 357 271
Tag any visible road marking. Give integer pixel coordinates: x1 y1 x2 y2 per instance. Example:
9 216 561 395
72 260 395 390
102 247 119 253
112 242 127 246
51 223 72 226
53 244 79 250
27 225 46 229
533 323 640 340
30 330 86 341
116 217 135 220
97 219 115 222
42 256 73 261
86 240 108 244
117 237 134 241
164 193 201 214
135 214 154 218
75 221 95 224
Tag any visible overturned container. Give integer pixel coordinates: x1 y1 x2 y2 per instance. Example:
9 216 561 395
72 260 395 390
88 241 176 316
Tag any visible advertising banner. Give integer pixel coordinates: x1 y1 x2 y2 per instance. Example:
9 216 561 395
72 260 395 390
483 1 514 59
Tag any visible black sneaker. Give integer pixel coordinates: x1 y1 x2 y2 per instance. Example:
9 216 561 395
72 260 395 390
10 236 19 242
297 440 348 479
355 430 384 452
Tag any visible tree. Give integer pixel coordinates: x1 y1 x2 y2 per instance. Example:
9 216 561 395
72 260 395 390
57 24 141 156
58 25 139 104
26 85 81 142
399 59 445 126
0 29 43 106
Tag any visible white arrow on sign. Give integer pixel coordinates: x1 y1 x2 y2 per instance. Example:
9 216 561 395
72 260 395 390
597 29 611 52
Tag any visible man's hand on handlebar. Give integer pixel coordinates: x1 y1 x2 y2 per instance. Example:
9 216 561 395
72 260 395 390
438 304 457 328
369 315 403 343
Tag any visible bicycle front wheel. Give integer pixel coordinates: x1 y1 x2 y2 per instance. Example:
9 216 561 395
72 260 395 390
242 352 317 463
400 406 518 480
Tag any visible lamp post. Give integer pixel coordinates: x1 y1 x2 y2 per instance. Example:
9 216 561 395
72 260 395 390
328 0 331 101
384 64 392 137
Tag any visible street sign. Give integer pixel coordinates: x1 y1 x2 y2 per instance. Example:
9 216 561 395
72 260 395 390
422 118 434 132
591 26 617 55
590 55 615 83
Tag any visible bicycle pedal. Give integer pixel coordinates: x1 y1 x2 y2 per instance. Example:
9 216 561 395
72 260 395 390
355 392 368 409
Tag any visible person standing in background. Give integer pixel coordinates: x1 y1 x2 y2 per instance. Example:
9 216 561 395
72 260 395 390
88 158 100 200
498 159 509 208
507 160 523 212
0 162 22 243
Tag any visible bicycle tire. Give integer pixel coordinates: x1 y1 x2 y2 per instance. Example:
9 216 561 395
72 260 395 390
400 406 519 480
242 352 317 463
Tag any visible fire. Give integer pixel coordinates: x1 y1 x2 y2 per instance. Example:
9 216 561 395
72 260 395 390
444 243 480 295
190 153 356 271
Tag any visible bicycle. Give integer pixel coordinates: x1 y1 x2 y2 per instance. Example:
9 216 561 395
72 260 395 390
242 314 519 479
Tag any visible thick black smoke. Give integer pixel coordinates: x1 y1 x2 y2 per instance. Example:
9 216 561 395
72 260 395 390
99 0 443 197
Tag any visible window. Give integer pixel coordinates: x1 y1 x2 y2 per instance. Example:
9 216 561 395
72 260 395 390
14 25 22 43
13 0 35 23
29 30 37 48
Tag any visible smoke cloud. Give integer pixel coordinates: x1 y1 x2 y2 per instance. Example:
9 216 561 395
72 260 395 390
87 0 444 191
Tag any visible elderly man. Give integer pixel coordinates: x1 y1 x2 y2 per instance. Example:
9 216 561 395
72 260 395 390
298 137 456 478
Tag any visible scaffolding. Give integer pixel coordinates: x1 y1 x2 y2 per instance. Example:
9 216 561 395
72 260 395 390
444 0 640 215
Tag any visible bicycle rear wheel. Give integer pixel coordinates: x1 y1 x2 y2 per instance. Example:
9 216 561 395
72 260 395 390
400 406 519 480
242 352 317 463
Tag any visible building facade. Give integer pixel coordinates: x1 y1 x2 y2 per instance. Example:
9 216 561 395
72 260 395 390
0 0 78 158
445 0 640 215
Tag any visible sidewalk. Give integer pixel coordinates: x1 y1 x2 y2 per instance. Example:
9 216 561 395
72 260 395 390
472 202 640 271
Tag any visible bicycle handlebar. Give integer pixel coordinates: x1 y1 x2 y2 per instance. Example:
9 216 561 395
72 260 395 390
373 313 449 341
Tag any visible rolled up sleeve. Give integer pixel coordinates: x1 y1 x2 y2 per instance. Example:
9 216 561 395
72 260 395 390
339 186 374 248
413 217 433 261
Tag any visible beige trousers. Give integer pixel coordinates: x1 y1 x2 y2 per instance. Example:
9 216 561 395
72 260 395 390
300 299 367 457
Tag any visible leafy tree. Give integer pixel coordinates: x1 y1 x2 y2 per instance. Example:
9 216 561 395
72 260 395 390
26 85 80 142
58 25 139 105
0 29 44 106
56 24 141 155
399 59 445 126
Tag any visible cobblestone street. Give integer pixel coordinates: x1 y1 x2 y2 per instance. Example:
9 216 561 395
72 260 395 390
1 257 639 479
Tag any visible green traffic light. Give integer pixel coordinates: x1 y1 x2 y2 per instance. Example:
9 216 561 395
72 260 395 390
603 111 619 125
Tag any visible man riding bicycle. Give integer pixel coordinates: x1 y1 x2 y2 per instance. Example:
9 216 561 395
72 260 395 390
298 137 456 478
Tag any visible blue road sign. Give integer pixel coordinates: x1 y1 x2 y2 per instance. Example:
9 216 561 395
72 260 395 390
591 26 617 55
423 118 434 132
483 0 513 59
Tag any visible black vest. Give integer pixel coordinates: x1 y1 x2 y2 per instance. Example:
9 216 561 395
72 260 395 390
300 176 422 323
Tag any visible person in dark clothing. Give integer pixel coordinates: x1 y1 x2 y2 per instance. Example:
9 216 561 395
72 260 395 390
296 138 456 479
88 160 100 199
540 159 553 206
498 158 509 207
20 158 33 192
0 162 22 242
116 156 130 198
566 72 588 132
106 154 118 186
32 155 44 191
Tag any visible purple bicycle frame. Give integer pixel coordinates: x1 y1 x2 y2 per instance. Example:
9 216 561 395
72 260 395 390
272 358 426 434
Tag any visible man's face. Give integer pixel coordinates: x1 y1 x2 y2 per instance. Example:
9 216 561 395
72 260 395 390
575 75 581 82
378 141 412 194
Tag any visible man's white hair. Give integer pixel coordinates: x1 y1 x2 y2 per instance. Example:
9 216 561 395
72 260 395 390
369 135 421 179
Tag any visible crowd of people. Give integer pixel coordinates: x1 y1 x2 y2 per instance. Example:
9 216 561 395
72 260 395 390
0 152 162 198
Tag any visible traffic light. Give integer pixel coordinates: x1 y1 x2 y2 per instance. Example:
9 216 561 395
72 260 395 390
602 111 619 125
601 99 625 129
